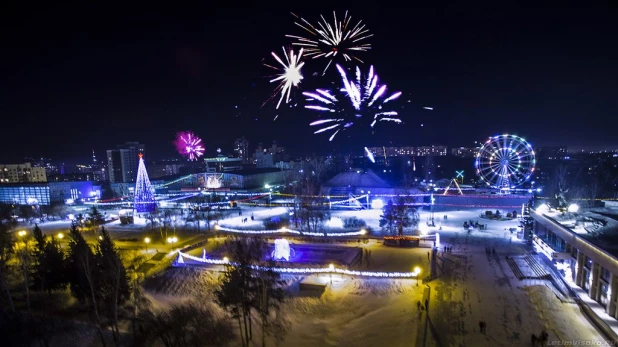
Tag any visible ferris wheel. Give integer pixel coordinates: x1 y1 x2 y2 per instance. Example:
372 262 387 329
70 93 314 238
475 134 536 190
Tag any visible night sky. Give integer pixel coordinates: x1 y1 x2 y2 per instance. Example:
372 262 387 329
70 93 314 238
2 3 618 163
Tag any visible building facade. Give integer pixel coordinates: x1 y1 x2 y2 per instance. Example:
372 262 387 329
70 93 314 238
451 147 479 158
234 137 251 164
532 209 618 323
106 142 145 183
204 156 242 173
0 181 98 205
366 145 448 158
536 146 568 160
148 160 182 179
253 142 287 167
0 163 47 184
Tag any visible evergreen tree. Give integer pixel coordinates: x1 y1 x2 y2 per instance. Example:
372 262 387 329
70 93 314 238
32 224 46 291
32 224 44 249
89 206 104 229
32 223 67 294
96 227 130 341
41 238 67 294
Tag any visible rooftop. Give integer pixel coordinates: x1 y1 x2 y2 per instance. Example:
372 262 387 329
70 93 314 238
323 170 391 188
152 168 285 183
540 207 618 257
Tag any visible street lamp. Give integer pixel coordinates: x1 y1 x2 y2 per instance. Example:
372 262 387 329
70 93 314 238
57 232 64 240
144 237 151 251
414 266 421 286
17 230 27 237
223 256 229 264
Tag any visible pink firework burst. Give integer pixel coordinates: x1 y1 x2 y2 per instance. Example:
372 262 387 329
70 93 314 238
174 131 205 161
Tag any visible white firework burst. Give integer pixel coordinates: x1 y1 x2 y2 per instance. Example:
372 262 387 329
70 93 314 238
286 11 372 75
264 47 305 109
304 64 402 141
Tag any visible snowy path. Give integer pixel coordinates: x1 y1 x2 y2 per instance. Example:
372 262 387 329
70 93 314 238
423 234 608 346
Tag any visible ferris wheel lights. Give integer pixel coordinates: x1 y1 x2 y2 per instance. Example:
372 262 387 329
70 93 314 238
476 134 535 189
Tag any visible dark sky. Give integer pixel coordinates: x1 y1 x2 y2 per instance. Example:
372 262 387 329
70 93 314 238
2 2 618 163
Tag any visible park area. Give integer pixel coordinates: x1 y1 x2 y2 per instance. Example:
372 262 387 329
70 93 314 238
1 204 608 346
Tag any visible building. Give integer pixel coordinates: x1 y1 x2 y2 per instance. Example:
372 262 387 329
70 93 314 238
451 147 479 158
106 142 145 183
0 181 99 205
204 156 243 173
253 142 287 168
148 160 183 179
234 137 251 164
153 168 288 192
366 145 448 158
48 172 95 182
0 163 47 184
531 206 618 326
536 146 568 160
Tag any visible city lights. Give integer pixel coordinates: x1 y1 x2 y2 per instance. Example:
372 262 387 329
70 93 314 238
177 252 421 278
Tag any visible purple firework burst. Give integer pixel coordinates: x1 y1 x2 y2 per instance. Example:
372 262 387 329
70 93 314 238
174 131 205 161
303 64 402 141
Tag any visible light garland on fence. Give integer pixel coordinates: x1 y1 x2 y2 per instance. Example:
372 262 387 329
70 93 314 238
214 225 366 237
175 252 419 278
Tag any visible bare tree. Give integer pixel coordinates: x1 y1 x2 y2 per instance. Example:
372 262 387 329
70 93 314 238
67 224 106 346
308 156 329 182
14 234 32 315
296 179 329 233
138 303 234 347
0 223 15 312
96 228 130 342
255 265 287 347
124 251 150 344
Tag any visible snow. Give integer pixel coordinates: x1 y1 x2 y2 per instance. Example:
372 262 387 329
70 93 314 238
142 207 608 346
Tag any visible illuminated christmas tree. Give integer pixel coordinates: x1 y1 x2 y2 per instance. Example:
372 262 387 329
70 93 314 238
134 154 156 213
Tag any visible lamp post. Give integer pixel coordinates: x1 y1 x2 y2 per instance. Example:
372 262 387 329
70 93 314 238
414 266 421 286
144 237 151 251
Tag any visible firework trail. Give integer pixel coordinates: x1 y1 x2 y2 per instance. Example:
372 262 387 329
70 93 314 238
174 131 205 161
286 11 372 75
264 47 305 109
303 64 402 141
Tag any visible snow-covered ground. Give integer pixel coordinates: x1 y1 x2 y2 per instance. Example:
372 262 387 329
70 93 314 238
144 207 609 346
